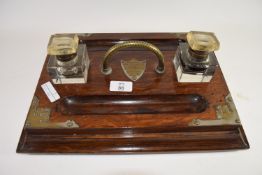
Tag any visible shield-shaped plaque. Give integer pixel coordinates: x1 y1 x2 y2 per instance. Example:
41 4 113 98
121 58 146 81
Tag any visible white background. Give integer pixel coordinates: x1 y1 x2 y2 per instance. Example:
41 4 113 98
0 0 262 174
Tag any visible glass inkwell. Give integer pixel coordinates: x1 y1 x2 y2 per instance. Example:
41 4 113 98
47 34 89 84
173 31 220 82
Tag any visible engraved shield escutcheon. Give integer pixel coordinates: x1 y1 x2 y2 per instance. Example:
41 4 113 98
121 59 146 81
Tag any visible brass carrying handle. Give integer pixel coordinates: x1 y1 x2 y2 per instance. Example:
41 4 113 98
101 40 165 75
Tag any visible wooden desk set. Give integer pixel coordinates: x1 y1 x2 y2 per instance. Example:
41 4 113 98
17 32 249 153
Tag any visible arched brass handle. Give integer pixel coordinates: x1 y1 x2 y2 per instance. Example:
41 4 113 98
101 40 165 75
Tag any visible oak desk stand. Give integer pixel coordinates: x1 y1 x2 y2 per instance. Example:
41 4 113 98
17 33 249 153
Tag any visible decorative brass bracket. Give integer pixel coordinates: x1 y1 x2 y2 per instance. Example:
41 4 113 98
101 40 165 75
189 94 241 126
25 96 79 128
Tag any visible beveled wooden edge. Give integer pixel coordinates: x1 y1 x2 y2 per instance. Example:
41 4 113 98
17 125 249 154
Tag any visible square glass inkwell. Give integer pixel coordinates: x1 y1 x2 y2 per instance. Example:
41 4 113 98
174 31 220 82
47 34 89 84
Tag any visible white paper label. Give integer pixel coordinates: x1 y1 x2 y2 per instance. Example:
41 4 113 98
109 81 133 92
41 81 60 102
